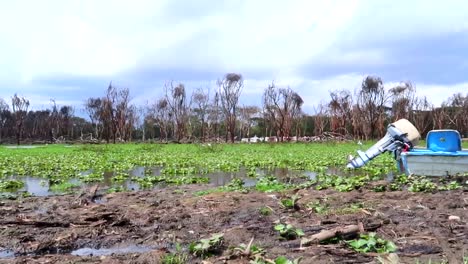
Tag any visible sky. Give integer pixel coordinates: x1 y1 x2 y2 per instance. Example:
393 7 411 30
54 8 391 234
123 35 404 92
0 0 467 115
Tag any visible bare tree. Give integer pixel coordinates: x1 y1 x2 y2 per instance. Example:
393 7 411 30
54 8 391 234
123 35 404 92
153 98 171 142
84 97 103 140
239 105 260 140
100 83 133 143
441 93 468 136
164 82 190 141
356 76 390 139
328 90 353 135
11 94 30 145
136 104 149 141
313 103 328 136
263 82 303 141
217 73 243 143
389 82 415 121
115 88 132 141
59 105 74 139
192 87 210 142
411 96 432 136
208 92 222 141
0 98 9 142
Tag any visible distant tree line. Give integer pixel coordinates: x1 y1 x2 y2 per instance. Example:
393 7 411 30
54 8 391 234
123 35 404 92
0 74 467 144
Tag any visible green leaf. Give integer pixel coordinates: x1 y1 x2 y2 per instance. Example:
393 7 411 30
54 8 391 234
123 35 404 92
274 224 285 231
385 241 397 252
275 256 290 264
295 229 305 237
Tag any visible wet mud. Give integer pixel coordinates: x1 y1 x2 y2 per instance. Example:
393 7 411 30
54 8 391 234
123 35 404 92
0 185 466 263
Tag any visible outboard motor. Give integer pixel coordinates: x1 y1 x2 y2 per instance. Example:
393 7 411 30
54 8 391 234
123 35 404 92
347 119 420 169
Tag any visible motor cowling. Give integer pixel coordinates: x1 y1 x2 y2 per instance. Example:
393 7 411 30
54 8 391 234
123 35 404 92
346 119 420 169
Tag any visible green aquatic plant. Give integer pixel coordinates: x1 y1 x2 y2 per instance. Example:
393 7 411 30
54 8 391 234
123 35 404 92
347 232 397 253
274 223 304 240
189 233 224 257
255 175 288 192
274 256 302 264
307 200 329 214
280 194 301 210
0 180 24 191
222 178 248 193
407 176 437 192
438 181 462 191
161 243 188 264
258 206 273 216
0 142 405 197
107 186 125 193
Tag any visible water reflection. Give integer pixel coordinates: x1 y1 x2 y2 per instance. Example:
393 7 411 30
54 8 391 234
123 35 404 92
3 166 351 197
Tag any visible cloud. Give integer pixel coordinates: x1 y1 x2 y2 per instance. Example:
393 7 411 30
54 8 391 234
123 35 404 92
0 0 467 113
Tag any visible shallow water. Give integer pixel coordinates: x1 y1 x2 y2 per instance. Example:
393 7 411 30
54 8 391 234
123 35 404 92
2 165 362 197
0 249 15 259
71 245 154 256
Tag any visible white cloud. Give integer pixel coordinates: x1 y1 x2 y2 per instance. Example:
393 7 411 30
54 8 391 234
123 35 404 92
1 0 468 113
416 82 468 106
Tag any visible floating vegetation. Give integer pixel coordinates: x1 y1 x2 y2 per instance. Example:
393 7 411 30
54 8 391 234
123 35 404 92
0 143 465 197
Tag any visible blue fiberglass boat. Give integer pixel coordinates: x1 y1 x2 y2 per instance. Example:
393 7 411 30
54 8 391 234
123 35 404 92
396 130 468 176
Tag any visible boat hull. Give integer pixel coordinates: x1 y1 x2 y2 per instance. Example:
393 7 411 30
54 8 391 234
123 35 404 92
398 149 468 176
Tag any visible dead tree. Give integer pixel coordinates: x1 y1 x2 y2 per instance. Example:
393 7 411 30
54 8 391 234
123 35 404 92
154 98 171 142
84 97 103 140
313 103 328 136
100 83 133 143
11 94 30 145
217 73 243 143
441 93 468 136
411 96 432 136
356 76 390 139
389 82 415 121
239 105 260 140
263 82 303 141
192 87 210 142
207 92 222 141
328 90 353 135
115 88 132 141
136 105 148 141
0 98 9 142
164 82 190 141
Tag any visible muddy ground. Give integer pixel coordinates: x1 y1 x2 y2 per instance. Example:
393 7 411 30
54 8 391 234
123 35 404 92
0 185 467 264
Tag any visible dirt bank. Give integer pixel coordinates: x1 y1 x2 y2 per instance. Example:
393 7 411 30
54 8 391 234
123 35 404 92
0 185 466 263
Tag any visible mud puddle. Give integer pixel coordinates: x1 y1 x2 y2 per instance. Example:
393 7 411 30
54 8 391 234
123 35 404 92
0 250 14 259
71 245 154 257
